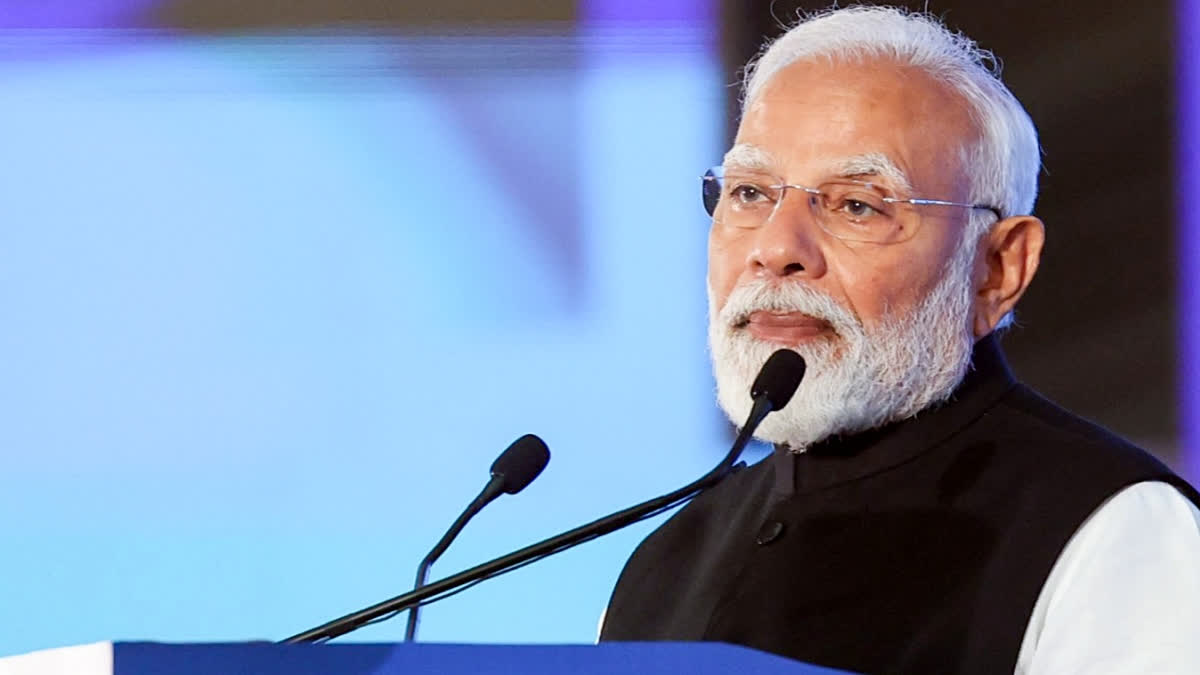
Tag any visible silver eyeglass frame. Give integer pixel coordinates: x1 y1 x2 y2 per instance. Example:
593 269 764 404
700 167 1004 224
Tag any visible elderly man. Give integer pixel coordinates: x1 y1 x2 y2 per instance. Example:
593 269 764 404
598 6 1200 674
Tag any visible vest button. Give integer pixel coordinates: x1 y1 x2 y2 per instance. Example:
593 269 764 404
756 520 785 545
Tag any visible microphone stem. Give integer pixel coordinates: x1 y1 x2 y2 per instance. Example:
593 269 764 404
404 477 504 641
285 396 772 644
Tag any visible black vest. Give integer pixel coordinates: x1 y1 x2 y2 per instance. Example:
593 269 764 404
599 336 1200 674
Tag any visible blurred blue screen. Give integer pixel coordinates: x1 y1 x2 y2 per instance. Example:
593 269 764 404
0 23 733 654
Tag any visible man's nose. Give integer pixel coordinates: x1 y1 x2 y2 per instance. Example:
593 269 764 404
744 191 828 279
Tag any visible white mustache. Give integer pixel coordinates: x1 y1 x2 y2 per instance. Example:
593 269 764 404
717 280 861 336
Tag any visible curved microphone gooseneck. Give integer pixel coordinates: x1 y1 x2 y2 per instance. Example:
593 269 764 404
404 434 550 641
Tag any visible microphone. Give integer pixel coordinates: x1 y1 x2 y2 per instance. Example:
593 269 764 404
404 434 549 641
283 349 805 643
747 348 806 429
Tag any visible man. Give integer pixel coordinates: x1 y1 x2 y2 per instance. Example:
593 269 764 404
599 6 1200 674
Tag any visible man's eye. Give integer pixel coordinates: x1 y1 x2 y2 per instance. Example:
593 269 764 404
842 199 878 218
730 184 767 202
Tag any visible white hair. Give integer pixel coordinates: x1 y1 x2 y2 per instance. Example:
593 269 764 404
743 5 1041 248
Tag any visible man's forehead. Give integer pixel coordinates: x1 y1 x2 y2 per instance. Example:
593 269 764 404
722 143 913 191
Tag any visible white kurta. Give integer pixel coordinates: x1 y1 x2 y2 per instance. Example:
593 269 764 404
1016 480 1200 673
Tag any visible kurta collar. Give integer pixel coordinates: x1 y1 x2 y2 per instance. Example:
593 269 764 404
770 333 1018 497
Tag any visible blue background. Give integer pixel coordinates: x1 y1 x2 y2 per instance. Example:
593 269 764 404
0 15 744 655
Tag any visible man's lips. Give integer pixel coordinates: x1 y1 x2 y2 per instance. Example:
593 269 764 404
741 311 834 345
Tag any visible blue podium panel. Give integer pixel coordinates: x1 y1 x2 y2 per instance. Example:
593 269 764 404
104 642 849 675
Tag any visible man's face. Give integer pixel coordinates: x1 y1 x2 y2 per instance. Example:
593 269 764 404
709 58 978 341
708 58 983 447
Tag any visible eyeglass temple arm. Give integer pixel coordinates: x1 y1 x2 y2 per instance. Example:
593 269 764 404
906 198 1003 220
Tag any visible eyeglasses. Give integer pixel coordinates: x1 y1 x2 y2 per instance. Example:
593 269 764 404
701 166 1002 244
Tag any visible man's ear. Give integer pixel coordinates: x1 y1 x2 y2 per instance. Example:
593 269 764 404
972 215 1045 338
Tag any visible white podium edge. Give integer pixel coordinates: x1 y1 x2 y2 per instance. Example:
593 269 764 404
0 642 113 675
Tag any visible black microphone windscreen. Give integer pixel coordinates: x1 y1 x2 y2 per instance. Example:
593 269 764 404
491 434 551 495
750 349 807 411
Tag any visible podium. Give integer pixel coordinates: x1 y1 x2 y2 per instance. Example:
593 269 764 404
0 642 850 674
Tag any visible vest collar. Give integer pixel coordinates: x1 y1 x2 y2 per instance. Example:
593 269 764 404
770 333 1018 497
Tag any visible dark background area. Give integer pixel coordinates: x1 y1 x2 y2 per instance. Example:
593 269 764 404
722 1 1179 461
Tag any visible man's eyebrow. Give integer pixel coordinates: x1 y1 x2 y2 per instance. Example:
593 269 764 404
834 153 913 193
722 144 778 172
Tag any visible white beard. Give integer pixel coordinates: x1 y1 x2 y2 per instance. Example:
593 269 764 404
708 248 977 451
